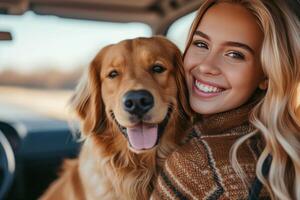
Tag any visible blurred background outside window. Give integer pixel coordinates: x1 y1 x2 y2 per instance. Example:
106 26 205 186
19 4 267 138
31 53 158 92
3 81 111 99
0 11 152 120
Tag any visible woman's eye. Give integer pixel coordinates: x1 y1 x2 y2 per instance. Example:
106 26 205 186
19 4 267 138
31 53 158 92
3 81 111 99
193 41 208 49
108 70 119 79
226 51 245 60
151 64 166 74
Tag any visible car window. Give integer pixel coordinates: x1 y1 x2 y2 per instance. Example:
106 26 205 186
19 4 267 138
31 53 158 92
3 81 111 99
166 12 195 52
0 11 152 120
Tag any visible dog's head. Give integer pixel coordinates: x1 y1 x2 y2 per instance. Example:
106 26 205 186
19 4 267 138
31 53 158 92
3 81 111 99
71 36 191 153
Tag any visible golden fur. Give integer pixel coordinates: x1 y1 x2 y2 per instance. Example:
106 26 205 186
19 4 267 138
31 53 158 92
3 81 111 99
40 36 191 200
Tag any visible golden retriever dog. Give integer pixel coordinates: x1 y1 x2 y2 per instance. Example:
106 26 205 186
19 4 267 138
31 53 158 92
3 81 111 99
40 36 191 200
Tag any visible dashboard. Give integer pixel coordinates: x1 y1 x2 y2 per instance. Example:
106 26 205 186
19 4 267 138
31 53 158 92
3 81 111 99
0 105 80 199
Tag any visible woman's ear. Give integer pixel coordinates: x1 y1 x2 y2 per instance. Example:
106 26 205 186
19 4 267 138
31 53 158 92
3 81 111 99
70 53 107 135
258 78 268 90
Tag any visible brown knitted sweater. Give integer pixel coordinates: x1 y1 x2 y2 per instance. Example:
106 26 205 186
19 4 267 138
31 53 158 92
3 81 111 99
152 99 270 200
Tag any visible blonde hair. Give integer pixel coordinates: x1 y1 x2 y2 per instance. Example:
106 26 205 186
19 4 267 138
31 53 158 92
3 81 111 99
184 0 300 199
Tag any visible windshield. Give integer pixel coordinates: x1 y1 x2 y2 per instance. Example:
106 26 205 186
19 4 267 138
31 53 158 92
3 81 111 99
0 11 152 120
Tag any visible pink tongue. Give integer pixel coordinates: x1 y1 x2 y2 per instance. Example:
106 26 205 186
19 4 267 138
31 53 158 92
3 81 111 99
127 124 158 150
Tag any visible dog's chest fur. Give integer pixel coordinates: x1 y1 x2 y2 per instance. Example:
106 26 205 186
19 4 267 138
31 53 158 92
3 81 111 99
79 140 117 199
78 138 158 200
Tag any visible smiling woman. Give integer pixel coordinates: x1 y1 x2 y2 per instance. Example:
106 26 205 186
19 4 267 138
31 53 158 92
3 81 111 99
153 0 300 200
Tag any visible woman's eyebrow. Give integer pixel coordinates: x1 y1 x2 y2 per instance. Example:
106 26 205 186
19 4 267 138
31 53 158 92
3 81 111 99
224 41 255 55
194 30 210 40
194 30 255 55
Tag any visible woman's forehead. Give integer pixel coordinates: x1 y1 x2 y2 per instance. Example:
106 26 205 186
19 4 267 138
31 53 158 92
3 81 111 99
195 2 264 51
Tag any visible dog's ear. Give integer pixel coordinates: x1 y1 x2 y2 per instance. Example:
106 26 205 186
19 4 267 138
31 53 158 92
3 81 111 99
154 36 193 119
70 51 107 135
173 47 194 119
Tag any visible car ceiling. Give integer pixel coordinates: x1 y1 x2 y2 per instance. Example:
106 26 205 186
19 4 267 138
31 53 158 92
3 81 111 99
0 0 203 35
0 0 299 39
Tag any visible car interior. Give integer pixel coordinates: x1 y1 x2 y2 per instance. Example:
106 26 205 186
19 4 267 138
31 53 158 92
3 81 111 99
0 0 299 199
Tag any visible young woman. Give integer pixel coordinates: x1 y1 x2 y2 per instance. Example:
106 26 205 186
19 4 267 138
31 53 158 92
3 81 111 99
153 0 300 199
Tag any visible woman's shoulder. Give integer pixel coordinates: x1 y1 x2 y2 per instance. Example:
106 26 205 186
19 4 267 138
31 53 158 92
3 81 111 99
153 127 266 199
155 135 246 199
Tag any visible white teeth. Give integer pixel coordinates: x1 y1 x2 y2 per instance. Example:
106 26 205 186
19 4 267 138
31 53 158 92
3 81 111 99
195 80 223 93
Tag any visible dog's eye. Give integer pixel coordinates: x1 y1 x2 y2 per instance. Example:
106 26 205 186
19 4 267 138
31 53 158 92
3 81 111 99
151 64 166 74
108 70 119 79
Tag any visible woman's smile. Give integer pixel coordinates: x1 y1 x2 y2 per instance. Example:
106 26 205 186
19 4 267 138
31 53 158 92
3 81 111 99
193 78 226 99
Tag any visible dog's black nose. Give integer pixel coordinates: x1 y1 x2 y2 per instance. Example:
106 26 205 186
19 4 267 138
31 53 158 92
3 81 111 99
123 90 154 117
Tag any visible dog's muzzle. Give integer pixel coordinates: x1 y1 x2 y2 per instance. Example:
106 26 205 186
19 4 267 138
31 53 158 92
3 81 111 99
110 90 172 151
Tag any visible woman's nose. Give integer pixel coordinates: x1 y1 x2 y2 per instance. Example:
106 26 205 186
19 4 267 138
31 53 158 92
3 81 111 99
198 53 221 75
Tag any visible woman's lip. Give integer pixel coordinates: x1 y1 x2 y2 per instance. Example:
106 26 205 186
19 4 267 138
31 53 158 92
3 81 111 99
192 85 225 98
194 77 226 89
192 77 228 99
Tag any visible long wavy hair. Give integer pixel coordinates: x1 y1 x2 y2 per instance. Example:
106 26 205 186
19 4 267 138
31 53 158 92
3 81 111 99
183 0 300 199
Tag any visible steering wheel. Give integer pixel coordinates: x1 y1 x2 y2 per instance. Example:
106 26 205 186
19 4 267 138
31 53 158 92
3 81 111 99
0 130 15 199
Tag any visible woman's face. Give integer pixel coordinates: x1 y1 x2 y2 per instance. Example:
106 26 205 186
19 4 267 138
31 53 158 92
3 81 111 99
184 2 265 115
